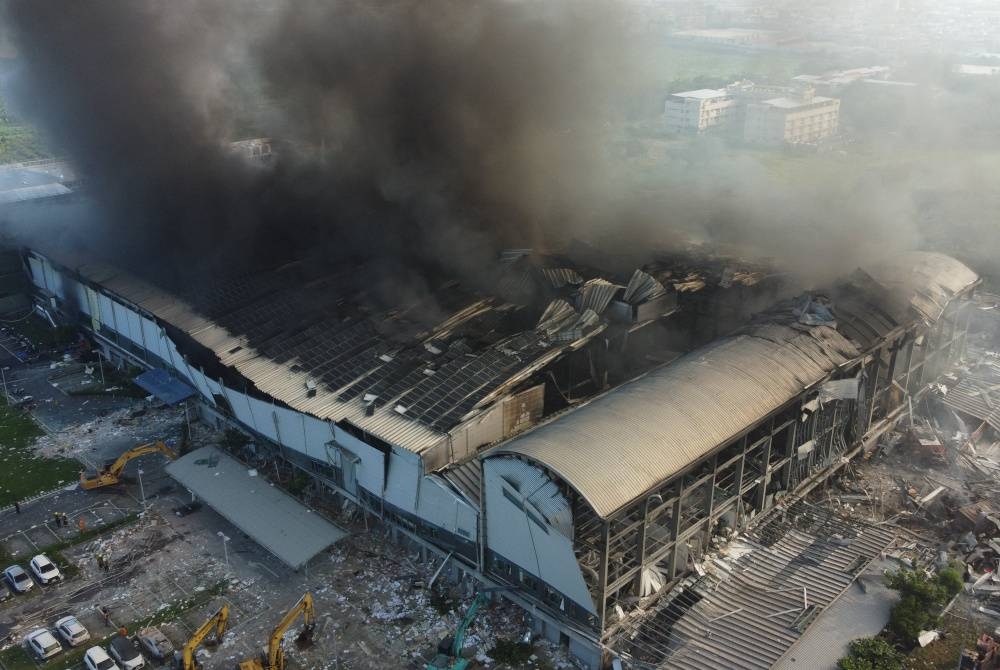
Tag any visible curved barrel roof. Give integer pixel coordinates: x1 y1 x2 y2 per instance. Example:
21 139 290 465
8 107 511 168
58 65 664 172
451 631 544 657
492 252 978 518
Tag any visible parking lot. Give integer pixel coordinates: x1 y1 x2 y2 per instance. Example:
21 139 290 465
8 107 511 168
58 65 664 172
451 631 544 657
0 369 576 670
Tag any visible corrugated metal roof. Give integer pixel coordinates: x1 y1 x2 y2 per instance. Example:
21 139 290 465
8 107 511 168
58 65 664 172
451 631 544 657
863 251 979 323
166 447 347 569
622 269 667 305
539 267 583 288
439 459 482 506
941 378 1000 432
35 250 613 456
578 279 620 315
614 502 897 670
494 323 859 518
491 253 978 519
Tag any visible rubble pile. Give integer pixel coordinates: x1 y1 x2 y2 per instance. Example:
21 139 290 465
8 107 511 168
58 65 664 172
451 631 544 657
31 402 189 461
319 532 582 668
821 343 1000 666
828 356 1000 540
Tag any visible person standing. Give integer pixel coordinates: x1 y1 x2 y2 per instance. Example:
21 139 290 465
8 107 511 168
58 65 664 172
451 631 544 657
13 501 19 514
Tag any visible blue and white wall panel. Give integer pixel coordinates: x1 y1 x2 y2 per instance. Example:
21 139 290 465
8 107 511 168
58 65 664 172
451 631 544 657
331 426 387 494
27 253 478 551
484 457 596 614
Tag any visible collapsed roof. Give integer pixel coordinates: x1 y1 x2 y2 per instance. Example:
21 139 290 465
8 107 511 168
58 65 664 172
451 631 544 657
34 248 694 455
491 252 979 519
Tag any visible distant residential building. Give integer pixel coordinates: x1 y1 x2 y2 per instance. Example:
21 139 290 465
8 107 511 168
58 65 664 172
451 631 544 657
744 89 840 146
954 64 1000 76
663 89 738 134
793 66 891 93
671 27 790 48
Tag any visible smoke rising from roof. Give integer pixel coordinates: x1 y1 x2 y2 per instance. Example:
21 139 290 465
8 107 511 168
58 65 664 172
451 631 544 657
1 0 632 295
1 0 997 297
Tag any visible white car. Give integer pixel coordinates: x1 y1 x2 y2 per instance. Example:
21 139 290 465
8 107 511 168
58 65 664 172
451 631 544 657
55 615 91 647
29 554 62 584
84 646 121 670
25 629 62 660
3 565 33 593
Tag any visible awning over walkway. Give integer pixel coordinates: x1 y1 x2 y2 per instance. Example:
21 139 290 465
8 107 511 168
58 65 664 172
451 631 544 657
134 369 196 405
166 447 347 569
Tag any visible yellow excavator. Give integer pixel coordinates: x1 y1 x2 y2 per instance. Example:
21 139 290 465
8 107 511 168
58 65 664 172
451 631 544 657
80 440 177 490
238 593 315 670
176 604 229 670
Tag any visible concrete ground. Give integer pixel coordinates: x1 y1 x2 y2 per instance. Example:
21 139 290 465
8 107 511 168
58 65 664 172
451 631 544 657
774 560 900 670
2 362 140 437
0 357 580 670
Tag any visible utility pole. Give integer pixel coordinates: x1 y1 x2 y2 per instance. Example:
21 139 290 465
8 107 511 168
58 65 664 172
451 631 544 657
137 468 146 514
217 532 231 568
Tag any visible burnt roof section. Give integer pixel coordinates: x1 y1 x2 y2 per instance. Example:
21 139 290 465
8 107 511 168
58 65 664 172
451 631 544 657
491 252 978 518
34 249 672 454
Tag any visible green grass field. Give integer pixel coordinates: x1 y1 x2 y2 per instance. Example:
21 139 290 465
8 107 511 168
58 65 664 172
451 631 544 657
0 123 48 163
0 401 79 508
0 95 50 164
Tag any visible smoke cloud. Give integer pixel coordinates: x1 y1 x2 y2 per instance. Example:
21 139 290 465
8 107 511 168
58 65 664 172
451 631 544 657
0 0 632 295
2 0 999 297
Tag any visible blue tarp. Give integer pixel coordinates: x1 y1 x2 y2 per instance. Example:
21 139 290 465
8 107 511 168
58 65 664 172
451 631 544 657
133 369 196 405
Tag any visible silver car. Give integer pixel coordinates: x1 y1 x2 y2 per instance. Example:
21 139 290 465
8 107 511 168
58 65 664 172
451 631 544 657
25 629 62 660
55 615 91 647
137 627 173 661
3 565 33 593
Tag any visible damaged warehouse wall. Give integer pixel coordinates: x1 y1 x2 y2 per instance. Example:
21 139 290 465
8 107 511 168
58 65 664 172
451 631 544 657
481 252 979 654
16 246 981 668
18 247 546 571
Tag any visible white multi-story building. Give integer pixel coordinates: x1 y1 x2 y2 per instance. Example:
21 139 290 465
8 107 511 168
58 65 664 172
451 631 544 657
743 89 840 145
663 89 738 134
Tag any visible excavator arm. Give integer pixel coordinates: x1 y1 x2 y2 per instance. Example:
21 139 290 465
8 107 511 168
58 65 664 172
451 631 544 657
238 592 315 670
80 440 177 490
426 588 512 670
178 604 229 670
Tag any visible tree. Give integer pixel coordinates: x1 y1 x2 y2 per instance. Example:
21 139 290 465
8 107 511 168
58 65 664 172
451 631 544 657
884 568 963 642
937 567 964 599
888 595 929 643
838 637 904 670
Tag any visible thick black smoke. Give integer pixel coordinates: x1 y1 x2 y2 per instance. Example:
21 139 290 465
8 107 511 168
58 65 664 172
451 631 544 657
1 0 628 296
8 0 1000 301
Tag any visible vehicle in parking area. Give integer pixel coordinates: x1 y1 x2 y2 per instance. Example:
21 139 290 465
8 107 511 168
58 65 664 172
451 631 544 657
29 554 62 584
25 629 62 661
84 645 120 670
3 565 33 593
55 615 91 647
137 627 173 661
109 636 145 670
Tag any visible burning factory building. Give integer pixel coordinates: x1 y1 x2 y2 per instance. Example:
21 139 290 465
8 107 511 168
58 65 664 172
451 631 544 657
0 2 994 667
14 235 978 668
